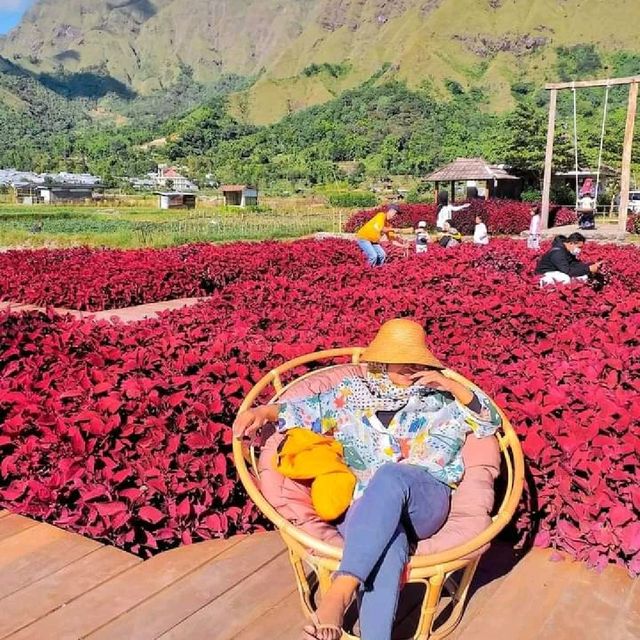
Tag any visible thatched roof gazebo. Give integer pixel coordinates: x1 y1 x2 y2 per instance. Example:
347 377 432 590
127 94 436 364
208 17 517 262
425 157 521 201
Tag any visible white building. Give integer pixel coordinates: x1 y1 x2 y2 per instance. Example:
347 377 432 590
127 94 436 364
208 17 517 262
155 165 198 192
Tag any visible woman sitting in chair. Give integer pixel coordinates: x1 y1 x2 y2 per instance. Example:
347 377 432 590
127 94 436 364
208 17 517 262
234 319 502 640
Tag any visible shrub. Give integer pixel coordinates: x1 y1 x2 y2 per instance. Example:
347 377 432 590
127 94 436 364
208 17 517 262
0 241 358 311
344 200 577 235
521 189 542 202
329 192 378 208
626 213 640 234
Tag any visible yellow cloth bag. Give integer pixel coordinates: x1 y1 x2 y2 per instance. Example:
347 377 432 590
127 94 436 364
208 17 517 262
275 428 356 521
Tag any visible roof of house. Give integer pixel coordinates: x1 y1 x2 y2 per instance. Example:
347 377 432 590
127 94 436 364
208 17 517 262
162 167 182 178
221 184 256 192
155 191 198 197
425 158 520 182
38 184 96 190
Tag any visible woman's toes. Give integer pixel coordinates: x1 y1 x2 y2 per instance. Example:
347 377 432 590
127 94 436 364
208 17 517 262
301 626 317 640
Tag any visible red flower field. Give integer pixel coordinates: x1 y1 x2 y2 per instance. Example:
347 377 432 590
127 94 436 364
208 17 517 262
0 238 639 573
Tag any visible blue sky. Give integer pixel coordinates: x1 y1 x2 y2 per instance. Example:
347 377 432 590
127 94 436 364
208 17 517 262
0 0 34 34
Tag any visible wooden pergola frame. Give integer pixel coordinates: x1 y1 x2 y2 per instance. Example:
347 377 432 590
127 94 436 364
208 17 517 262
541 75 640 232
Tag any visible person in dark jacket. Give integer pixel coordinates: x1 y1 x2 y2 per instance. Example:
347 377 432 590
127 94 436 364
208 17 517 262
536 233 602 286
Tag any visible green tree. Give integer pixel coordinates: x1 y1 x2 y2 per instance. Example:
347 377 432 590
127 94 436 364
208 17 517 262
500 102 575 186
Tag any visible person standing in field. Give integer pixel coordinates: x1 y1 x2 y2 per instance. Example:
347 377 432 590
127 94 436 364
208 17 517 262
436 191 470 231
527 204 541 250
355 204 399 266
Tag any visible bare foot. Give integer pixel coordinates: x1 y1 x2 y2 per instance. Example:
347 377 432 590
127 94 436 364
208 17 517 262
302 575 358 639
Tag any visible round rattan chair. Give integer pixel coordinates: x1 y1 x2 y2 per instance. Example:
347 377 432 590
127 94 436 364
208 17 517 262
232 348 525 640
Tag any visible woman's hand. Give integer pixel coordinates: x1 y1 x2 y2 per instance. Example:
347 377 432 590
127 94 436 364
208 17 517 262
410 371 474 405
233 404 280 439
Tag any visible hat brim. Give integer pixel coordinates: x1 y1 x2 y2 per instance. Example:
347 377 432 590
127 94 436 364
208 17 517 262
360 349 444 369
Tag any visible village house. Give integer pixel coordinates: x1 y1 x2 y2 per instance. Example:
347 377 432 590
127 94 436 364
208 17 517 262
221 184 259 207
0 169 103 204
156 192 197 210
155 165 198 192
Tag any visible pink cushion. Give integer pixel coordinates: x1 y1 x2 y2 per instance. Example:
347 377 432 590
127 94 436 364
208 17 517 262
257 364 501 558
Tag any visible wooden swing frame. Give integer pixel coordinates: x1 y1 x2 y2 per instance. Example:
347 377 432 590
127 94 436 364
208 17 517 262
541 75 640 232
232 348 525 640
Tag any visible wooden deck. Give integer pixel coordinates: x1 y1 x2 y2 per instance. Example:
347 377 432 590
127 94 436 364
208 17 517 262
0 509 637 640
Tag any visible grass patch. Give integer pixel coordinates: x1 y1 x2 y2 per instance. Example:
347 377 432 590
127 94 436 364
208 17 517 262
0 205 341 248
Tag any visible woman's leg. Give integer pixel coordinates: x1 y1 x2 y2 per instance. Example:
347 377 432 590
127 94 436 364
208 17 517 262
339 464 450 582
357 524 409 640
310 464 450 639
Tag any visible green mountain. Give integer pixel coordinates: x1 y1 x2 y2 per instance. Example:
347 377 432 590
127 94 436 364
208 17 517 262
1 0 639 124
0 56 90 170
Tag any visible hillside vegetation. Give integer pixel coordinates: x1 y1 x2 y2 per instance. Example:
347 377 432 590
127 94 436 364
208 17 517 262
1 0 640 123
0 1 637 188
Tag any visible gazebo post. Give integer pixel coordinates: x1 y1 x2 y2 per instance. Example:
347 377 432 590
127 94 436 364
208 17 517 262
434 181 439 203
450 181 455 203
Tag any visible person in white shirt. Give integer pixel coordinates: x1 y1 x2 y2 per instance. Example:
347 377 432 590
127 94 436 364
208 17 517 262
579 195 594 211
436 190 471 230
415 220 429 254
473 214 489 245
527 204 541 250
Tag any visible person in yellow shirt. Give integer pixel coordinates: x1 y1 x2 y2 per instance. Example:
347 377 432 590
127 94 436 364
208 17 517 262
355 204 399 266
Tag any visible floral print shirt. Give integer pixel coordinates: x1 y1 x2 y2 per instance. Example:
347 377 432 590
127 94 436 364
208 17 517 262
277 373 502 498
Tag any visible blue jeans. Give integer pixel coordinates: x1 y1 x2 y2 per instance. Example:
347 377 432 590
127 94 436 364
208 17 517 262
337 464 451 640
357 239 386 266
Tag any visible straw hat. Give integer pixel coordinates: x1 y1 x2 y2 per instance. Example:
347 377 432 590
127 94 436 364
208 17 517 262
361 319 444 368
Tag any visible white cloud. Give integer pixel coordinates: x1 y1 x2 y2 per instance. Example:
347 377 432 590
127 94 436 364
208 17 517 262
0 0 33 14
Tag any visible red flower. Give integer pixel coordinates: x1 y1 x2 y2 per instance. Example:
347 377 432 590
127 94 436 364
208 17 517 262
0 237 638 571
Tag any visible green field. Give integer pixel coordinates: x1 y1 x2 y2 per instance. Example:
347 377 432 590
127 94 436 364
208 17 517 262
0 203 343 248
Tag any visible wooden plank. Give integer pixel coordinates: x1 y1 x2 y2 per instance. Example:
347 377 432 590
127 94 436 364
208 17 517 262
0 515 38 542
7 537 241 640
226 585 305 640
0 523 101 600
624 575 640 638
0 546 140 639
545 76 640 90
452 550 580 640
157 549 297 640
84 533 284 640
535 559 635 640
541 88 558 230
446 568 512 639
618 81 638 232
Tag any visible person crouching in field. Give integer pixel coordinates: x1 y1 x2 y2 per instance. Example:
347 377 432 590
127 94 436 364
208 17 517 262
415 220 429 254
437 222 462 248
536 232 602 286
355 204 399 266
473 215 489 245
